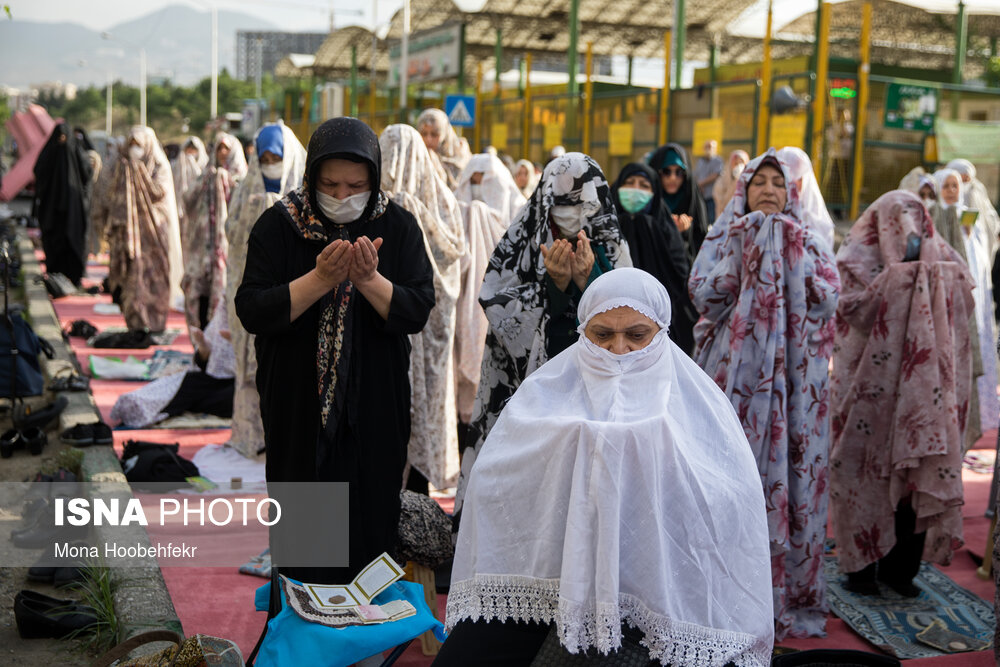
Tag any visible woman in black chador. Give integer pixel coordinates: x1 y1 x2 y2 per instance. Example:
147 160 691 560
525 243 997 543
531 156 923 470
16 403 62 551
236 117 435 584
33 123 93 285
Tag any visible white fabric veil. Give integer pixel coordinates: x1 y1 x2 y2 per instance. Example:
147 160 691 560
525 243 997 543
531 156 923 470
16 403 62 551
454 153 526 224
778 146 834 250
449 267 773 666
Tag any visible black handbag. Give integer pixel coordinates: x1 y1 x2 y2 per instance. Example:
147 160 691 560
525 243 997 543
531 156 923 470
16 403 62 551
0 312 52 397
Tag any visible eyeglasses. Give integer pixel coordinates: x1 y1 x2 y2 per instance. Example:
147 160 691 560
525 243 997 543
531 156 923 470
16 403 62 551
659 167 684 178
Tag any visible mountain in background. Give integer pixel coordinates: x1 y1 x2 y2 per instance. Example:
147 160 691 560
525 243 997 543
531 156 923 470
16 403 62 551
0 4 284 90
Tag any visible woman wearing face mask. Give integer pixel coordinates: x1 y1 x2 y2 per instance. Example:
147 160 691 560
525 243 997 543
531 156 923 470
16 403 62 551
452 153 527 432
91 126 184 331
453 152 631 524
689 149 840 640
611 162 697 354
224 122 306 461
235 117 435 586
181 132 248 330
417 107 472 190
712 149 750 216
379 124 465 495
647 143 709 261
33 123 93 286
437 269 773 667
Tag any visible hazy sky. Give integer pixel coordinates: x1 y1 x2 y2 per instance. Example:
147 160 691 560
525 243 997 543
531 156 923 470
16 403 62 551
7 0 405 33
8 0 997 45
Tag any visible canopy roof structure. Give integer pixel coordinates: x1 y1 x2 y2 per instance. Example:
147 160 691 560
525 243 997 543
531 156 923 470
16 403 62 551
308 0 998 85
780 0 1000 76
275 53 317 79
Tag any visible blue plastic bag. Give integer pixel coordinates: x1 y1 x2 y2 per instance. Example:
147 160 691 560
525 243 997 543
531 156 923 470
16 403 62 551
253 578 446 667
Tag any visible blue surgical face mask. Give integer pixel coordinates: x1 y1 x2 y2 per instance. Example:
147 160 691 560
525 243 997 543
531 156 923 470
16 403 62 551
618 187 653 214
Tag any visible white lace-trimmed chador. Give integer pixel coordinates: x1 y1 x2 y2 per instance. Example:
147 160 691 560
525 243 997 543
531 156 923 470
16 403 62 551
448 268 774 666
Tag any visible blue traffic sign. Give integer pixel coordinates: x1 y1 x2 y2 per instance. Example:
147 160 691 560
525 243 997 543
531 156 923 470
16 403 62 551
445 95 476 128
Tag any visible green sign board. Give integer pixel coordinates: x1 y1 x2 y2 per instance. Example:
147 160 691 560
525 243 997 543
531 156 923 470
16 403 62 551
884 83 937 131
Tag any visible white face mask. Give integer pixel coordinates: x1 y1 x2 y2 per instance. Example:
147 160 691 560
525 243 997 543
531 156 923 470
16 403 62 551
470 184 483 202
260 163 283 180
550 205 585 238
128 145 144 161
316 190 370 224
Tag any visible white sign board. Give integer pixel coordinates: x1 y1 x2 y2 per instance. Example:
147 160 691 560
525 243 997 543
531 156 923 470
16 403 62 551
389 23 462 86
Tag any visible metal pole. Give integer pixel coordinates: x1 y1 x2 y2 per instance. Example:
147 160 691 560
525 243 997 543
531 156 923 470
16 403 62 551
522 53 532 160
106 72 112 135
660 31 671 145
755 0 773 155
255 39 263 100
568 0 580 140
709 36 719 117
850 0 872 220
139 48 147 127
350 45 359 117
494 27 502 99
211 7 218 120
583 42 593 155
626 55 633 88
370 0 377 125
811 2 830 178
952 0 968 118
458 23 467 93
400 0 409 115
474 62 483 153
673 0 686 89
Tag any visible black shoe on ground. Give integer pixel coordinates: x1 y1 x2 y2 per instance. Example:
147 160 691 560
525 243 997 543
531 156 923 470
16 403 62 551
877 573 922 598
13 590 99 639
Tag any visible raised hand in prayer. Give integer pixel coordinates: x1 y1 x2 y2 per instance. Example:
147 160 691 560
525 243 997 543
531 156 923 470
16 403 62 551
672 213 692 233
349 236 384 286
541 238 573 291
315 239 354 288
571 230 595 292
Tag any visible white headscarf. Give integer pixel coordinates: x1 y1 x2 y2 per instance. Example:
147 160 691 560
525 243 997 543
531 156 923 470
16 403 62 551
449 267 773 667
454 153 526 224
212 131 248 180
515 158 540 199
778 146 834 250
416 107 472 190
933 168 964 210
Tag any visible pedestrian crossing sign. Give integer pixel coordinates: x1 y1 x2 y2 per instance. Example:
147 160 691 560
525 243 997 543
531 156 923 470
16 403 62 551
445 95 476 128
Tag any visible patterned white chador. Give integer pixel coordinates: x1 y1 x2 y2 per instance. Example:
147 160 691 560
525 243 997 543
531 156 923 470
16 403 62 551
380 124 466 489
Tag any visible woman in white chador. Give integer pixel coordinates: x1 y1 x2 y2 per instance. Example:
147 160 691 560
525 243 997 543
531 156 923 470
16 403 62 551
452 153 526 424
441 268 773 667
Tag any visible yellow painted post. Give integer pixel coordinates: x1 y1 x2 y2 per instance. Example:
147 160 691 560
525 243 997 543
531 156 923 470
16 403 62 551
756 0 773 155
583 42 594 154
811 2 831 178
850 0 872 220
522 53 532 160
284 93 292 123
660 31 671 144
474 63 483 154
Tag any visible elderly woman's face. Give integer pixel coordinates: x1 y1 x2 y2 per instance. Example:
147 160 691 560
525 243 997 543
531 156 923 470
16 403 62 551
941 176 960 205
622 174 653 192
419 123 441 152
515 166 530 189
584 306 659 354
746 164 787 215
315 158 370 199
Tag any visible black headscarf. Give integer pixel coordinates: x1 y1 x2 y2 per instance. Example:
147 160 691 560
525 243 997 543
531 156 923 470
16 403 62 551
73 126 95 152
33 122 93 284
647 142 709 261
612 162 698 354
304 116 384 228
